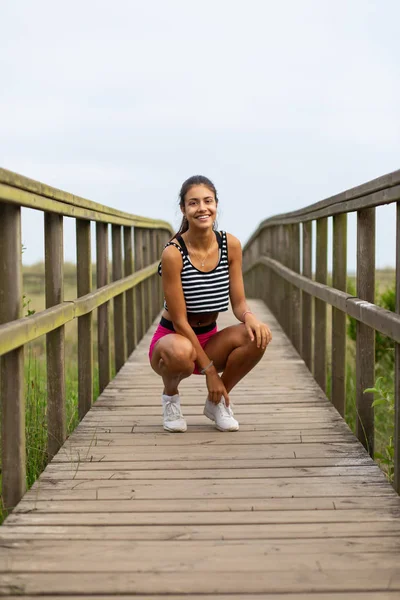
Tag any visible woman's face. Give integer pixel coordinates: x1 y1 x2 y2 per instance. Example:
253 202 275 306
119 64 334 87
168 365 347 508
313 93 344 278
182 184 217 231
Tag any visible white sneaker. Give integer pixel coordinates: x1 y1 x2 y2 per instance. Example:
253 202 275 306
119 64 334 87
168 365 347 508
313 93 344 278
203 398 239 432
162 394 187 432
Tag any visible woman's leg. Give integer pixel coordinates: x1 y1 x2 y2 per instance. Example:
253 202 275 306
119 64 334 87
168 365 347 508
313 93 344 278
150 334 197 395
204 324 267 394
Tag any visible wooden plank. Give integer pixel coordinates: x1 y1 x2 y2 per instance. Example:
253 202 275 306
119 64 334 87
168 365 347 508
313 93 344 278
45 212 66 460
7 508 400 526
356 208 375 455
76 219 93 420
1 568 400 596
2 522 400 541
0 202 25 511
332 213 347 417
314 217 327 392
7 595 400 600
96 221 111 393
15 495 400 514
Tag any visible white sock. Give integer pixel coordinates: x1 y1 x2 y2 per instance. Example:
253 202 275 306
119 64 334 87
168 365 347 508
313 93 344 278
162 393 179 404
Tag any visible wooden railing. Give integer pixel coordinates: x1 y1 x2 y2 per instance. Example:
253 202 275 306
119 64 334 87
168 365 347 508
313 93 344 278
0 168 172 510
243 169 400 492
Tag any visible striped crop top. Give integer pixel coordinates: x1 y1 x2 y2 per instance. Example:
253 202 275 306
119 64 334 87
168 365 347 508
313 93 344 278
158 230 230 314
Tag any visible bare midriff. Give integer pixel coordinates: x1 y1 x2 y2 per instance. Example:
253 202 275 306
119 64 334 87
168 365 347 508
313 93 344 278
161 309 219 328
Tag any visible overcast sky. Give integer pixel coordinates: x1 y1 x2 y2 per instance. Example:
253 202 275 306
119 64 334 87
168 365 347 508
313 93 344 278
1 0 399 271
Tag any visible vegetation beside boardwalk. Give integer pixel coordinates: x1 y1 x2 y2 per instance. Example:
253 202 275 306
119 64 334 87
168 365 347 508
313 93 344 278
0 264 396 521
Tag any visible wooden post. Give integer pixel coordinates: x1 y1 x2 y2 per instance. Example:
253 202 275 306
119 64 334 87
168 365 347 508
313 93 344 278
157 231 165 308
76 219 93 421
96 222 110 393
112 225 126 373
277 225 286 331
290 223 301 353
283 226 291 338
124 226 135 355
302 221 312 371
264 228 272 308
150 230 159 322
271 227 279 318
134 228 145 345
395 202 400 493
142 229 151 330
0 204 25 511
45 213 66 458
356 208 375 456
314 217 327 392
332 213 347 417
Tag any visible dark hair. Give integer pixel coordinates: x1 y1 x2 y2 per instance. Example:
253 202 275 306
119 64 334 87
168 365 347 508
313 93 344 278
173 175 219 238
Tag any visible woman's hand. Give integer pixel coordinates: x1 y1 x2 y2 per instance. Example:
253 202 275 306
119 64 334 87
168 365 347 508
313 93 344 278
244 314 272 350
205 368 230 405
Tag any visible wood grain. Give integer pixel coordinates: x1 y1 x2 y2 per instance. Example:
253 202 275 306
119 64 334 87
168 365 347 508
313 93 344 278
2 300 400 597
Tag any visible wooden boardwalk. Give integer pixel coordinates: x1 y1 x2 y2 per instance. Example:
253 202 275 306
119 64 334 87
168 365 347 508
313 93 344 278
1 299 400 598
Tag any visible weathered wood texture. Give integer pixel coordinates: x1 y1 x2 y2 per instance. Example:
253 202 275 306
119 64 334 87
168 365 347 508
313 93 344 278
2 300 400 597
45 213 66 458
0 203 25 511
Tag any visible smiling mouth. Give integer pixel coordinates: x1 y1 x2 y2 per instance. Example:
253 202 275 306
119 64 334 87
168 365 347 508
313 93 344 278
196 215 211 220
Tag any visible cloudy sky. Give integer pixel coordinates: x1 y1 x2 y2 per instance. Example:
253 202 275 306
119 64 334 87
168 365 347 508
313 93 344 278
1 0 399 270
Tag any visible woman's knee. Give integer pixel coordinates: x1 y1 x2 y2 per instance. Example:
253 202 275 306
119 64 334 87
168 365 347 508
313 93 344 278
238 324 267 357
159 337 196 373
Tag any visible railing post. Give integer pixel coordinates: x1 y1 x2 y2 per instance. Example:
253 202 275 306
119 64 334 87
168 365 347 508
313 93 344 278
112 225 126 373
142 229 151 330
271 226 279 318
395 201 400 492
277 225 286 330
290 223 301 353
332 213 347 417
264 227 272 308
282 225 291 337
124 226 135 355
134 228 145 344
96 222 111 393
157 230 166 308
314 217 327 392
0 204 25 511
356 208 375 456
76 219 93 421
45 213 66 458
150 229 159 323
302 220 312 371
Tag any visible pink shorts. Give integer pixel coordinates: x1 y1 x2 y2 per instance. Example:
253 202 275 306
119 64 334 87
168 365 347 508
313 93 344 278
149 318 218 375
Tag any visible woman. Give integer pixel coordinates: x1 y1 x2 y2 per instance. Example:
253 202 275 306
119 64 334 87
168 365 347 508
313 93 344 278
149 175 272 432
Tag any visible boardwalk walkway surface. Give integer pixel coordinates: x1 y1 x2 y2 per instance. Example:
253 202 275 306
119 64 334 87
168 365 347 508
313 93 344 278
1 299 400 598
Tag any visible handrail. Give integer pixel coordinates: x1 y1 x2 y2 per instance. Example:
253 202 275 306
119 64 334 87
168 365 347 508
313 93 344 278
244 168 400 249
0 168 171 229
242 168 400 494
0 262 158 356
0 167 173 512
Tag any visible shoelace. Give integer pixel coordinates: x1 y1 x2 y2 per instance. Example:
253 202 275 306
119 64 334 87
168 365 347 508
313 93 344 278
217 400 234 418
164 401 183 421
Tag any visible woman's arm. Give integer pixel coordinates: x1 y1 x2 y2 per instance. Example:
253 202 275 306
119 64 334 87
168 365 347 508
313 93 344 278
227 233 272 350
